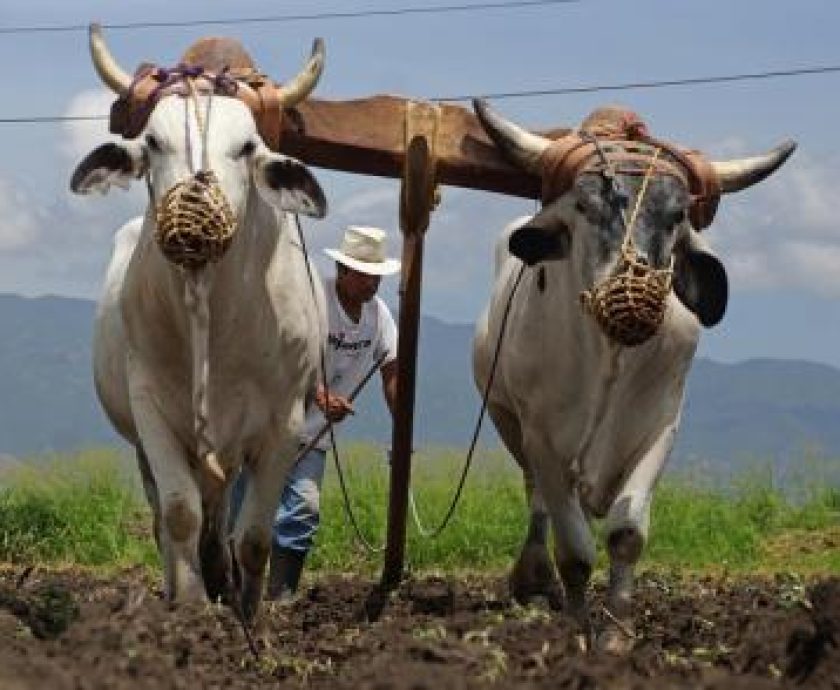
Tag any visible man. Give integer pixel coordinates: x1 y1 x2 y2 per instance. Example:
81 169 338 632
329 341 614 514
268 225 400 600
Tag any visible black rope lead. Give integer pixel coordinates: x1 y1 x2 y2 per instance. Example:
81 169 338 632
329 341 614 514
408 262 527 538
294 215 386 554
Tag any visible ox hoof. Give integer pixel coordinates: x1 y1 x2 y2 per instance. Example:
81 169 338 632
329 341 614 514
510 545 563 610
596 616 636 656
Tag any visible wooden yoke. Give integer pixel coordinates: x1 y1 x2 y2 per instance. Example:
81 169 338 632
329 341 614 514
279 95 546 198
382 102 440 587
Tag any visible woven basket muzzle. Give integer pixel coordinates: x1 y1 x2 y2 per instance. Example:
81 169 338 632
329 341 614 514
154 170 236 269
582 249 672 347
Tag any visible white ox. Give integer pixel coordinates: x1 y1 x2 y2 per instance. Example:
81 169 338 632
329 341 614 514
472 100 795 650
70 26 328 620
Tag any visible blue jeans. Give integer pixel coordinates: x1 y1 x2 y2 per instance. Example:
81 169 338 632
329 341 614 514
230 448 327 554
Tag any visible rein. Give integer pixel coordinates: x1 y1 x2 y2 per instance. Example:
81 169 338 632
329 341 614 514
290 226 528 546
293 215 387 554
406 262 527 538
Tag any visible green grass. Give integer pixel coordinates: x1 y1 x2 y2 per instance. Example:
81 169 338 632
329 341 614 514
648 480 840 570
0 449 158 567
311 444 527 573
0 446 837 574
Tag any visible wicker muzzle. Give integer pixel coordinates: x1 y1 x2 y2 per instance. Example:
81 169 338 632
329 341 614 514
581 247 673 348
154 170 236 269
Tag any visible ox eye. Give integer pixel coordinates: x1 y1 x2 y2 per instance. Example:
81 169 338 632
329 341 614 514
237 141 256 159
671 209 686 226
145 135 161 152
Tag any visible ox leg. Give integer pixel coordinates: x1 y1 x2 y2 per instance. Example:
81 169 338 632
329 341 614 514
489 404 561 608
600 423 676 655
554 493 597 632
512 487 564 610
131 394 206 603
199 486 232 604
136 445 161 550
232 438 298 622
538 466 597 633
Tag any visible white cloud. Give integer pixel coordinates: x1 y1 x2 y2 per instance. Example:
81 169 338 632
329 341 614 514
0 83 142 298
60 89 117 163
334 185 397 218
0 178 44 251
707 152 840 297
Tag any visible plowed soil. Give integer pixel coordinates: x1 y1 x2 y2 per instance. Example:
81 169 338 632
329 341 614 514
0 565 837 689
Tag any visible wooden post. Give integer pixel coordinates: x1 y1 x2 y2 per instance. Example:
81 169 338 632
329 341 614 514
381 103 439 588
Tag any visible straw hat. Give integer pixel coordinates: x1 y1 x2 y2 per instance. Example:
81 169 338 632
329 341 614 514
324 226 401 276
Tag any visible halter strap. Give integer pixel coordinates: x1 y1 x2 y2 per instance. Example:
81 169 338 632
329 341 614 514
538 116 721 229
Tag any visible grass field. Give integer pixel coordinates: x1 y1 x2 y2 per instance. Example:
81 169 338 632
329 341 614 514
0 445 838 574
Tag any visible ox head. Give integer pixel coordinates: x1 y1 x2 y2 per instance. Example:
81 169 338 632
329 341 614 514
474 99 796 343
70 25 327 268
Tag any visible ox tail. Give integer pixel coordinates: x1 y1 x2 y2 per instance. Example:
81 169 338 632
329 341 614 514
183 270 226 500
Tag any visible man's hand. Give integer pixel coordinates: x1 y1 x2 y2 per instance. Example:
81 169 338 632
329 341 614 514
315 386 354 423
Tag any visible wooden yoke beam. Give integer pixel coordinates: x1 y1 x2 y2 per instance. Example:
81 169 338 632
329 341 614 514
381 101 439 588
279 95 558 198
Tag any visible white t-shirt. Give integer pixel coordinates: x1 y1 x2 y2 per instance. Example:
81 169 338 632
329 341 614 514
302 277 398 449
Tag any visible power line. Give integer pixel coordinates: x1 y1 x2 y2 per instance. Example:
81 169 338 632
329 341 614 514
435 64 840 102
0 116 104 124
1 63 838 125
0 1 581 34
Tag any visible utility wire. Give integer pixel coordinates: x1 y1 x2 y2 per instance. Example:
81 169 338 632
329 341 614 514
435 64 840 102
1 63 838 125
0 0 581 34
0 115 104 124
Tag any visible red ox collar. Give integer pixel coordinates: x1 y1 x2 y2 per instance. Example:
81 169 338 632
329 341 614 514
539 108 721 229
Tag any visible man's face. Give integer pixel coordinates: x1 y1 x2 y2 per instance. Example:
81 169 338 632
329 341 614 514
336 264 382 304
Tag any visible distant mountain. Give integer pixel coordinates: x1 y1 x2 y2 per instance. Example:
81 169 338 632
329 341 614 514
0 453 21 474
1 293 840 483
0 294 118 455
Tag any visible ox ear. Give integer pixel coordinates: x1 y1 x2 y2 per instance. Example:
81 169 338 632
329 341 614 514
70 142 145 195
673 231 728 328
509 206 571 265
255 155 327 219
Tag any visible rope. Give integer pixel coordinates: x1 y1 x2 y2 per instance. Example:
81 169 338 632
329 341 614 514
291 352 388 462
622 147 661 250
579 131 665 252
406 262 527 538
293 215 386 554
185 78 212 172
578 134 675 346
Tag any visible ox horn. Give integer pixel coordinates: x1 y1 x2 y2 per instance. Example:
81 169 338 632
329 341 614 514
473 99 552 174
276 38 325 108
712 140 797 193
89 23 132 96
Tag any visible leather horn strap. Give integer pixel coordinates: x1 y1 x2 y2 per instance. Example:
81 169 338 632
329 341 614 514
538 119 722 230
109 65 286 151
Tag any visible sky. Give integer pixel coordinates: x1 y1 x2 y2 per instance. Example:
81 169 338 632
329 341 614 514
1 0 839 366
